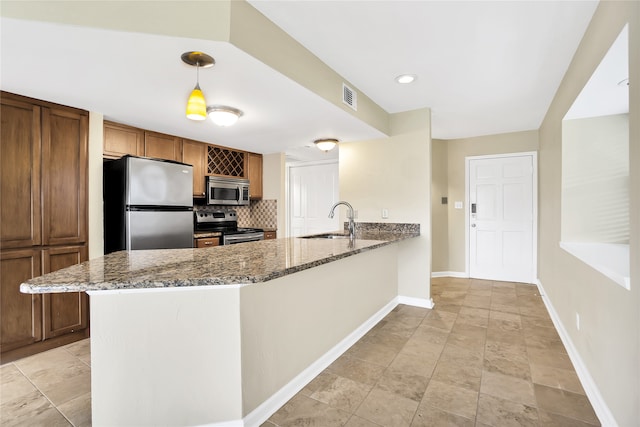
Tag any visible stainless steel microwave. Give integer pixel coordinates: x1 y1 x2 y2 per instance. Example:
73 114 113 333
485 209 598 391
206 176 250 206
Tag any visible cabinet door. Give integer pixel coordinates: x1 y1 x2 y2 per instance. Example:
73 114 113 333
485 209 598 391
42 245 88 339
144 131 180 161
182 139 207 198
104 121 143 159
0 249 43 352
0 96 42 249
248 152 263 199
41 107 88 246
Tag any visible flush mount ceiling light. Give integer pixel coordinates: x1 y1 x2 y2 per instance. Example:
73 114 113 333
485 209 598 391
207 106 243 127
314 138 339 152
181 51 215 121
395 74 417 84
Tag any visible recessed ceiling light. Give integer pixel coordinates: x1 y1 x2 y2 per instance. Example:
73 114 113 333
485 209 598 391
395 74 417 84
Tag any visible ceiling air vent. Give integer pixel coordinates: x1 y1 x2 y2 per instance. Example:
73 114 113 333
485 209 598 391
342 83 357 111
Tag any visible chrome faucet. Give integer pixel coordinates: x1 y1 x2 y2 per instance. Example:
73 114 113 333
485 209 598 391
329 201 356 240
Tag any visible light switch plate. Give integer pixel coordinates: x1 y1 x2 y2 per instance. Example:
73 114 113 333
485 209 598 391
454 201 463 209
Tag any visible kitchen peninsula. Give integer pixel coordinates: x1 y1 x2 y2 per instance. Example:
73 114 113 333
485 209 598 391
21 225 419 426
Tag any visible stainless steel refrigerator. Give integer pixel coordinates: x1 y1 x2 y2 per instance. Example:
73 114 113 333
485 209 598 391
104 156 194 253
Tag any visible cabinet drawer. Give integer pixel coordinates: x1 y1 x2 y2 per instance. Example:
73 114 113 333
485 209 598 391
195 237 220 248
264 231 276 240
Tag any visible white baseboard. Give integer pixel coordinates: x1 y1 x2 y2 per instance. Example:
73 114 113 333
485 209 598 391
398 295 435 309
242 298 399 427
534 279 617 427
431 271 467 278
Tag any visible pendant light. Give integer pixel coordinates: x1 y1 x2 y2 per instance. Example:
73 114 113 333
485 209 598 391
181 51 215 121
314 138 339 152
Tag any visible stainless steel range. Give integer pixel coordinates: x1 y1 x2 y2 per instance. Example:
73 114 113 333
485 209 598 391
194 208 264 245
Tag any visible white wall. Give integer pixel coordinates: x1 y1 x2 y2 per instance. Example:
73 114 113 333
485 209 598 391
340 108 432 301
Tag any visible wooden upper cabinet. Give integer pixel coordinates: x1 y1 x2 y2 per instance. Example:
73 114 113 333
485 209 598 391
103 121 143 159
144 131 180 161
206 145 246 178
0 249 43 353
248 152 263 200
42 245 88 339
0 96 42 249
182 139 207 198
41 107 88 246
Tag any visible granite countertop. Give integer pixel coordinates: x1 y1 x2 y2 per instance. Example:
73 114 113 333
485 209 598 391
21 225 419 294
193 231 223 238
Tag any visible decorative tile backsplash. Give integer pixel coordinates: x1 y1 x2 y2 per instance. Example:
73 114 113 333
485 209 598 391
222 200 278 229
199 199 277 229
235 205 251 226
250 199 277 229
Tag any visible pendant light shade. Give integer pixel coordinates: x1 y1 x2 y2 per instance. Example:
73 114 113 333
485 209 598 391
314 138 339 152
186 84 207 120
181 51 215 122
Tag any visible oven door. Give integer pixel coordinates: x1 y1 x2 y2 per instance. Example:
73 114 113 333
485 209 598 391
223 232 264 245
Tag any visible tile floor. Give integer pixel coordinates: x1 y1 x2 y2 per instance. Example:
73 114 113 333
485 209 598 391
263 278 600 426
1 339 91 426
0 277 600 426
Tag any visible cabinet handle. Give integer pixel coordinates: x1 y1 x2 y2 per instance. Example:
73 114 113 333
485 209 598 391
204 241 213 245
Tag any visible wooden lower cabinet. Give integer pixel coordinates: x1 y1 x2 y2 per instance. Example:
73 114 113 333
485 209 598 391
0 245 88 361
0 249 43 353
42 246 88 339
194 237 220 248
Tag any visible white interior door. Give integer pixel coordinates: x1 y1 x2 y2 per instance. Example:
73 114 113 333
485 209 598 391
289 162 339 237
468 153 536 283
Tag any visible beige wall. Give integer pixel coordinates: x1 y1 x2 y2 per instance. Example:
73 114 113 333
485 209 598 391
0 0 232 41
538 1 639 425
431 139 449 272
262 153 287 237
444 130 539 273
240 244 398 415
88 112 104 259
562 113 629 244
340 109 432 301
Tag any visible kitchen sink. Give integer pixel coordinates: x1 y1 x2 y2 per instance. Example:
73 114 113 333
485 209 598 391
299 233 351 239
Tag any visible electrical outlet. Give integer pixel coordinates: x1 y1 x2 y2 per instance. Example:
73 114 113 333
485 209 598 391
353 209 358 219
576 313 580 330
382 208 389 219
